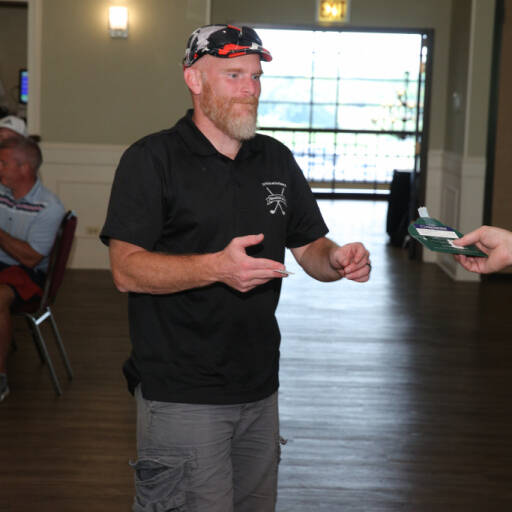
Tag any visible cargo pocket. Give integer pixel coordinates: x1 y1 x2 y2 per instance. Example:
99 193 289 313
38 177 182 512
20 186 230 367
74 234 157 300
131 451 193 512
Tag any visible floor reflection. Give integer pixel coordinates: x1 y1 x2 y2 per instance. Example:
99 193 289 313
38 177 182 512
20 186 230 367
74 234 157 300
276 199 512 511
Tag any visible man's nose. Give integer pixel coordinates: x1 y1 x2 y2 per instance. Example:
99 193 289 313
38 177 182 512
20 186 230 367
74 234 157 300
241 77 259 97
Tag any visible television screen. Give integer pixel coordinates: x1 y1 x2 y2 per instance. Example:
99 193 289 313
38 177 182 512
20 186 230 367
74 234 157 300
19 69 28 104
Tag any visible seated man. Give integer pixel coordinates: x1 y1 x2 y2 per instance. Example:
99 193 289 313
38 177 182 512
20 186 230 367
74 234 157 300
0 137 65 401
0 115 28 142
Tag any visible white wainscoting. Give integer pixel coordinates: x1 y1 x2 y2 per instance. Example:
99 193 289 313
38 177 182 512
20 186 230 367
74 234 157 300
40 142 126 269
426 149 485 281
423 149 444 264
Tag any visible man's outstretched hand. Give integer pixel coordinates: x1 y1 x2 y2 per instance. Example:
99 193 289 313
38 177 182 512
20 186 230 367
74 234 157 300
329 242 371 282
216 234 288 292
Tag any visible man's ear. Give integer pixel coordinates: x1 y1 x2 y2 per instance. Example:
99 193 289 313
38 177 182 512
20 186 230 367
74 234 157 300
184 67 202 95
19 161 36 180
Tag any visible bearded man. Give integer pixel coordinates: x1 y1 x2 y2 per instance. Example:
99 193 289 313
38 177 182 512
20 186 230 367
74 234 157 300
101 24 371 512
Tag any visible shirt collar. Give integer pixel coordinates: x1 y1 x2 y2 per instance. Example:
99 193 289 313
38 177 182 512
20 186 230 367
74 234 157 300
0 178 41 201
24 178 42 201
176 109 260 160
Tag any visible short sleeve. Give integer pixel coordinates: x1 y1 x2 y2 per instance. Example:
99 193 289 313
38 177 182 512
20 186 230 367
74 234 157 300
285 151 329 248
100 142 165 251
26 201 65 256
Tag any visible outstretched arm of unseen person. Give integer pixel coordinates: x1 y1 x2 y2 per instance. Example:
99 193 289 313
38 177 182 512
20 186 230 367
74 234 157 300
291 236 370 283
453 226 512 274
109 234 288 295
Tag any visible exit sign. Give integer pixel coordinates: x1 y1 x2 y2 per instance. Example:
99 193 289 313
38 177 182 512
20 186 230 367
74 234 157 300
317 0 351 23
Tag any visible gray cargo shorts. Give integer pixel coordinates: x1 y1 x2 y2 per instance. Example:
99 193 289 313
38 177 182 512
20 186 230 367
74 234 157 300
131 386 281 512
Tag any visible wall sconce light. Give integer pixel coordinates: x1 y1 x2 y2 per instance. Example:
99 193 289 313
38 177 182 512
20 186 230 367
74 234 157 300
317 0 350 23
109 6 129 38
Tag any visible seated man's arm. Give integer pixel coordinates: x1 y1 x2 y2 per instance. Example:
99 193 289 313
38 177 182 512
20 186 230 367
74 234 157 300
0 228 43 268
7 201 66 270
110 234 288 295
291 236 370 283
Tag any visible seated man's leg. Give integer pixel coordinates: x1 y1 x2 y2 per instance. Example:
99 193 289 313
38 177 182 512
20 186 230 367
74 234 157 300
0 283 15 374
132 385 240 512
0 264 44 401
0 283 15 401
232 392 280 512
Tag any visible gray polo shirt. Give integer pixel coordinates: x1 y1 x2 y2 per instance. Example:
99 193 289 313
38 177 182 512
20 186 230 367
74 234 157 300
0 179 65 272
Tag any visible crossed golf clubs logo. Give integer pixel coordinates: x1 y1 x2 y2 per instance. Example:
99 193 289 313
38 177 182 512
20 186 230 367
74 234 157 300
262 182 287 216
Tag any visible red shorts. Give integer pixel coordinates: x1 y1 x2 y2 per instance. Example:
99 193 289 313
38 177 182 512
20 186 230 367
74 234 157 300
0 263 45 302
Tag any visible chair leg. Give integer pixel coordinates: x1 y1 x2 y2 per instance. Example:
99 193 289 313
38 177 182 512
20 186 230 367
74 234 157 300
26 316 63 396
24 317 45 363
47 307 73 380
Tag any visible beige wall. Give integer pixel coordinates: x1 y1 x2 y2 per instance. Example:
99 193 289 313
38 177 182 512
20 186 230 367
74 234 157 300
37 0 209 268
464 0 495 158
491 0 512 233
38 0 491 154
445 0 471 155
38 0 456 151
0 4 27 115
40 0 204 145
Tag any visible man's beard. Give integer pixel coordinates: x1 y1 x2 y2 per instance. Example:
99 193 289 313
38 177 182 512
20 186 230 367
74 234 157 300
200 78 258 141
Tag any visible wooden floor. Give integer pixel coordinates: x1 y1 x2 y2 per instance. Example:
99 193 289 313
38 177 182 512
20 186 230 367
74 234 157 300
1 200 512 511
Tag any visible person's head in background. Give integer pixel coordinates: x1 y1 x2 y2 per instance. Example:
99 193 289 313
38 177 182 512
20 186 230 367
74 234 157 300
0 137 42 198
0 115 27 142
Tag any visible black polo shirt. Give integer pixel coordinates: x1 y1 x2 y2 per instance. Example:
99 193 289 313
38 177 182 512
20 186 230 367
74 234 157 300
101 110 328 404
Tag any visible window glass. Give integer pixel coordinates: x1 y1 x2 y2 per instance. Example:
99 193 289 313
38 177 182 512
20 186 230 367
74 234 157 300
260 77 312 103
312 104 337 129
258 103 311 128
256 28 425 187
312 78 338 104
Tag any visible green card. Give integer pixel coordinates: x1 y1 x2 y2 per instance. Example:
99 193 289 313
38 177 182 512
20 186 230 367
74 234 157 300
408 216 487 257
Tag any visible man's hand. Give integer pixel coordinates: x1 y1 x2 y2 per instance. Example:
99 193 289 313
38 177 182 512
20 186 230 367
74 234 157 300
329 242 371 282
292 237 370 283
215 234 288 293
453 226 512 274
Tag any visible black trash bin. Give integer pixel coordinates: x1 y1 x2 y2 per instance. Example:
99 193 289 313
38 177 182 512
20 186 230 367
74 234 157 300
386 170 412 247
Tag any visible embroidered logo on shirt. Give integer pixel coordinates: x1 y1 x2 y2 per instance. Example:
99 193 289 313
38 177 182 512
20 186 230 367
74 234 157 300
262 182 287 216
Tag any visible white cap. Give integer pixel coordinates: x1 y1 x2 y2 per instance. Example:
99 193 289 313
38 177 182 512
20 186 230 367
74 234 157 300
0 115 27 137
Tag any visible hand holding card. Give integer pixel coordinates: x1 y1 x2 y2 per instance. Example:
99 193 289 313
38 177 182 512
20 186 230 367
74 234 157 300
408 207 487 257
